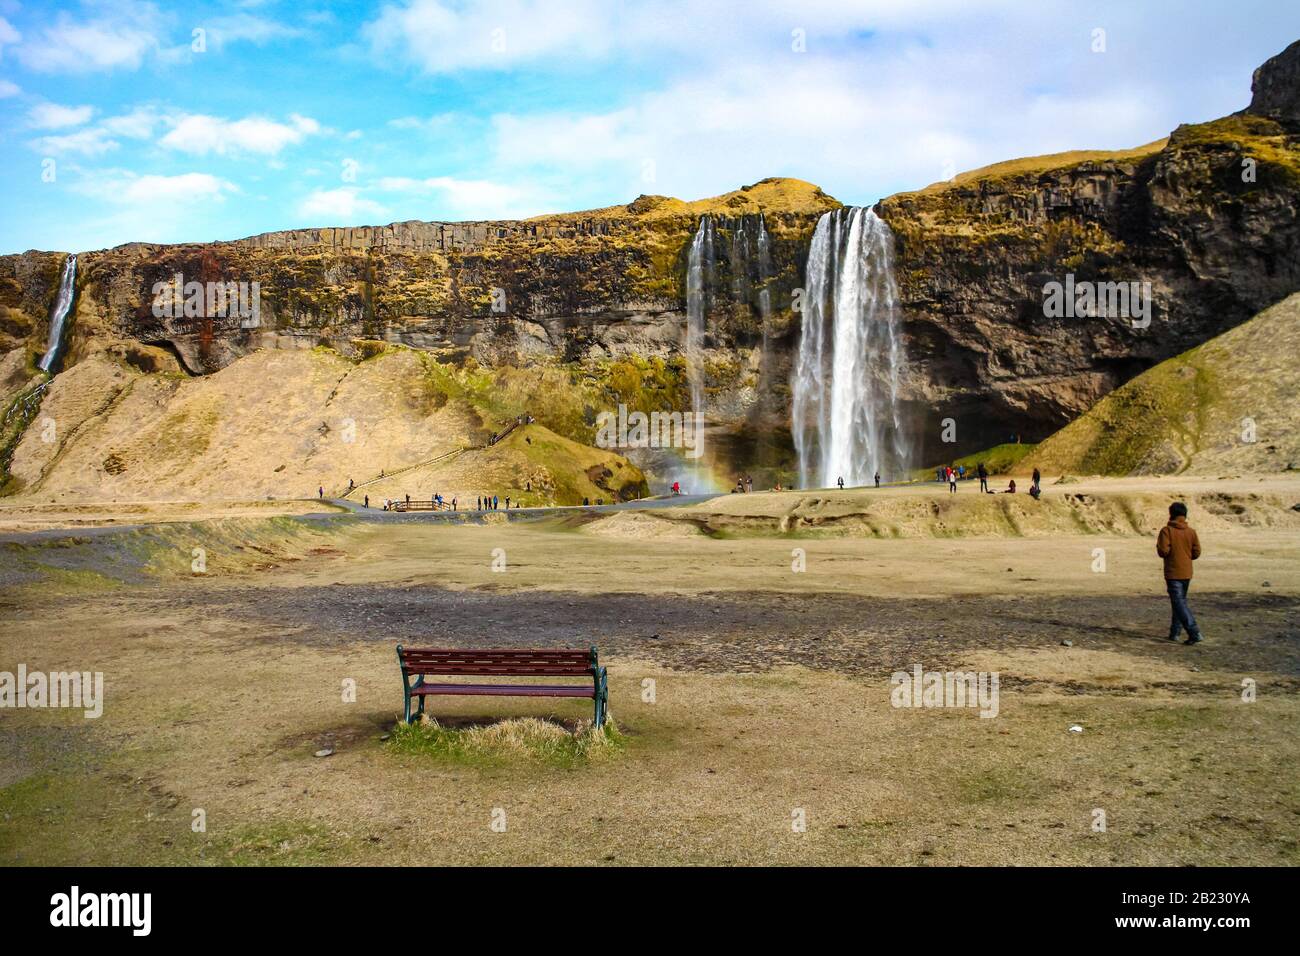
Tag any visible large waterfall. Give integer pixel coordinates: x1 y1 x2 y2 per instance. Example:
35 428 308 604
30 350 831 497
38 254 78 373
791 208 911 488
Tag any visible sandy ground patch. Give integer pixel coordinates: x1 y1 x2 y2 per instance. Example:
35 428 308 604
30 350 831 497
1 479 1296 865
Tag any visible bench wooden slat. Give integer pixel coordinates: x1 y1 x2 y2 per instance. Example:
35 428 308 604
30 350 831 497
411 683 595 698
399 647 593 676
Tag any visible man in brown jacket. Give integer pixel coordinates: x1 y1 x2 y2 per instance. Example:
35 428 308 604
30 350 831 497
1157 501 1203 645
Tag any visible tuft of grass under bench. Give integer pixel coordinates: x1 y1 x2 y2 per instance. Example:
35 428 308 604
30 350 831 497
387 716 626 769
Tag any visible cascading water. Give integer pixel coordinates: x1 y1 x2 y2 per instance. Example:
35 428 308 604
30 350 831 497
683 215 717 488
38 254 78 373
791 207 911 488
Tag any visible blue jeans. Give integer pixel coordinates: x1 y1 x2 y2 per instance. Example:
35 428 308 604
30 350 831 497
1166 579 1200 639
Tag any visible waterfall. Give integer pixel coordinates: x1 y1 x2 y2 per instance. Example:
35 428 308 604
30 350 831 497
756 214 773 330
683 216 716 488
38 254 78 373
791 208 911 488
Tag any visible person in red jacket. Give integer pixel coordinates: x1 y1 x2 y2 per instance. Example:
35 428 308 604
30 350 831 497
1157 501 1203 645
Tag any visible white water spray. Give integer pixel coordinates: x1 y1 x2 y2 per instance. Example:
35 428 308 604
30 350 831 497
791 208 911 488
683 216 716 489
38 254 78 373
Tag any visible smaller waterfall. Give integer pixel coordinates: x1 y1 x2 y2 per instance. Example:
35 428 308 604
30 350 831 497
791 208 911 488
756 214 774 379
683 216 716 488
38 254 78 373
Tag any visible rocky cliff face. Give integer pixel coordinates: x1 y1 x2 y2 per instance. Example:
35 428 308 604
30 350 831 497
880 111 1300 463
3 43 1299 486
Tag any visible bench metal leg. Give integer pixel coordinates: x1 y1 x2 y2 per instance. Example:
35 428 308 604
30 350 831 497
593 667 608 728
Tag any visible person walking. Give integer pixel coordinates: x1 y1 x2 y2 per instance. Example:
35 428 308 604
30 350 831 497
1158 502 1203 645
364 494 369 508
978 461 988 493
947 466 957 494
318 486 324 499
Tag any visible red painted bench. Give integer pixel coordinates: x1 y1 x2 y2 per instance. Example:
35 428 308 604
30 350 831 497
396 646 608 727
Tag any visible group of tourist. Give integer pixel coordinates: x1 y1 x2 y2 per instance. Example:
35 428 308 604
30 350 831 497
935 462 1043 499
476 494 523 511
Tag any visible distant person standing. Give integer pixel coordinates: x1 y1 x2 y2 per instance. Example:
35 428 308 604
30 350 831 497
493 495 499 510
838 476 845 490
978 461 989 493
874 471 881 488
364 495 369 508
947 466 957 494
318 486 324 499
1158 502 1203 645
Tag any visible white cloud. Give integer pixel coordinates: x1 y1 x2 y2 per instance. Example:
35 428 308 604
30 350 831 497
377 175 542 219
16 4 162 73
364 0 617 73
0 16 20 54
203 13 303 50
114 172 238 204
360 0 981 75
0 79 22 98
31 127 119 157
28 102 95 129
13 3 302 73
159 112 321 156
298 187 389 222
70 168 236 205
387 114 460 133
477 14 1187 207
101 107 162 139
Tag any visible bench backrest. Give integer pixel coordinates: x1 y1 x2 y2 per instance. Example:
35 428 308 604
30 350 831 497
397 646 596 677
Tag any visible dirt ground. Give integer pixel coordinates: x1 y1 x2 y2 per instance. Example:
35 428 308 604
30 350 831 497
1 479 1297 865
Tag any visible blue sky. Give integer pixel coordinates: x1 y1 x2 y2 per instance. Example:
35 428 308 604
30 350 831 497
1 0 1298 254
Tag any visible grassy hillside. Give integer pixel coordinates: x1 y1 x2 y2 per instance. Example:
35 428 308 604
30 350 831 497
1023 292 1300 476
2 345 645 505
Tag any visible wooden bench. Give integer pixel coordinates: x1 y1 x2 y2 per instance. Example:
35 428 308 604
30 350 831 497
396 646 608 727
